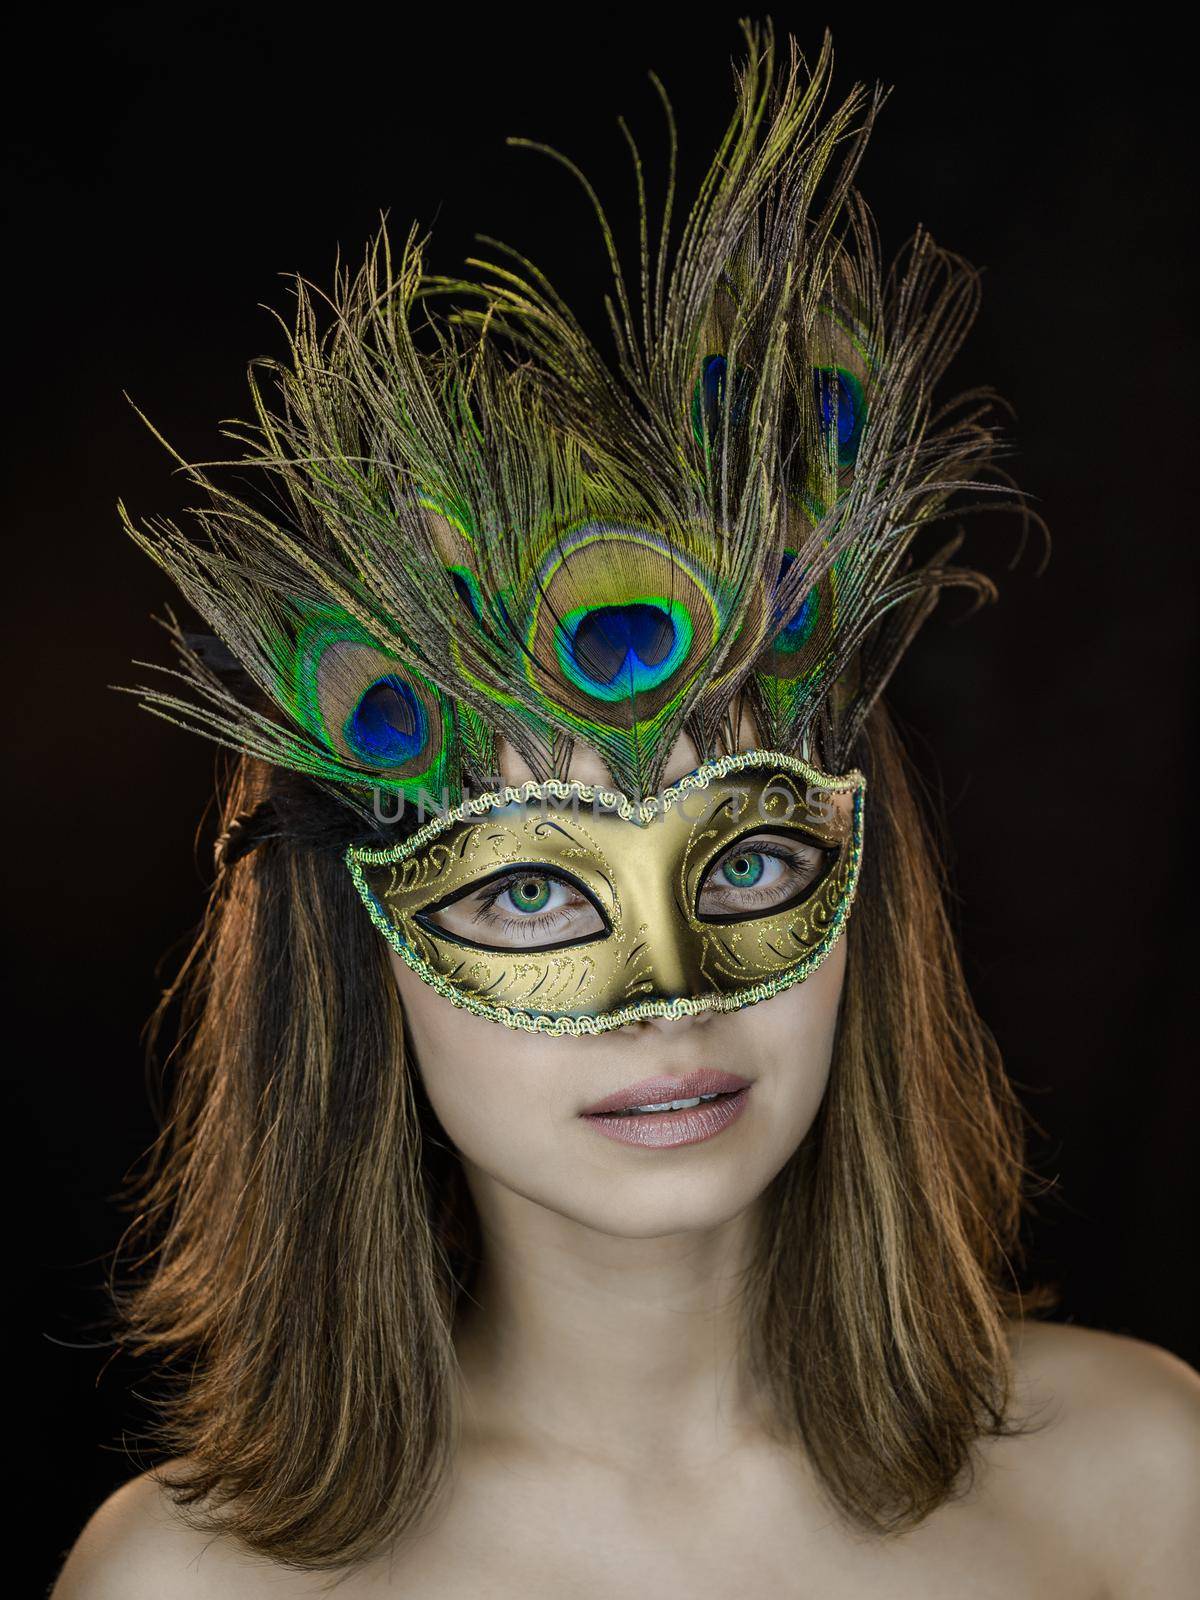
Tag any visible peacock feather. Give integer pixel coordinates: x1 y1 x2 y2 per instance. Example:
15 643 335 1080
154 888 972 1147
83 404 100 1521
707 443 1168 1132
120 22 1028 817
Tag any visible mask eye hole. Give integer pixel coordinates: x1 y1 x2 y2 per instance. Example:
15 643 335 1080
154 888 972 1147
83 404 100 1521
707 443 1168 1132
416 864 611 953
696 830 835 924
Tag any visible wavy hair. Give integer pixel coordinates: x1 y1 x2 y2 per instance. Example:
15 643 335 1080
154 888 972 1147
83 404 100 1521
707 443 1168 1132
116 698 1052 1569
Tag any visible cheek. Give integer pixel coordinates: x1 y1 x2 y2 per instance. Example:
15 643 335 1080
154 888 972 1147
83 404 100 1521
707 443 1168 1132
387 936 847 1236
737 935 845 1148
389 951 564 1163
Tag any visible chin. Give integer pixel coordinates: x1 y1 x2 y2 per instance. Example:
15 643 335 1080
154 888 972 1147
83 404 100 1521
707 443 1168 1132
463 1099 815 1241
545 1169 784 1240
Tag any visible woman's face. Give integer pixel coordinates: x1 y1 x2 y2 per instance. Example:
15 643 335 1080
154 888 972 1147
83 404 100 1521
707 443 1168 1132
389 730 849 1239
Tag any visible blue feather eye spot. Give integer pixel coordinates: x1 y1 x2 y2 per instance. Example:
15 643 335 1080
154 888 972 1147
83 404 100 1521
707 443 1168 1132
771 550 821 654
691 354 750 448
813 366 866 467
345 675 428 766
558 599 693 702
575 604 673 680
448 565 485 623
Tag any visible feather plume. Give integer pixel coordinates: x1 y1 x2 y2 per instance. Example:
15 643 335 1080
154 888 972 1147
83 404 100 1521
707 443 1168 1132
120 20 1032 812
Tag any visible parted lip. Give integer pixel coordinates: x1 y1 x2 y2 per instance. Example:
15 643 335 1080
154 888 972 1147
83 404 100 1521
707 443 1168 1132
579 1069 753 1117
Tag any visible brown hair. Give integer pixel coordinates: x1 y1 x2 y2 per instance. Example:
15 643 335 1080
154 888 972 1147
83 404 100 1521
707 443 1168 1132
119 700 1051 1568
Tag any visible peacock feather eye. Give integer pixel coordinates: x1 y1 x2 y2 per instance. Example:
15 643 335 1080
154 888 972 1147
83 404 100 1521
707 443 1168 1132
520 522 728 785
287 604 450 796
751 535 843 741
447 565 485 623
691 353 750 449
344 675 427 766
556 598 692 702
814 366 866 467
771 549 822 656
412 495 491 632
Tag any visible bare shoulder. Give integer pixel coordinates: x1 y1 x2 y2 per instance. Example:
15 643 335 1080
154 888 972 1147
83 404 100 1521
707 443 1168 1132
50 1466 294 1600
992 1319 1200 1595
1007 1317 1200 1438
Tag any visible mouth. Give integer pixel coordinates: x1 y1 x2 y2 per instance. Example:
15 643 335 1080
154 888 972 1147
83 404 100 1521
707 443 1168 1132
579 1069 752 1149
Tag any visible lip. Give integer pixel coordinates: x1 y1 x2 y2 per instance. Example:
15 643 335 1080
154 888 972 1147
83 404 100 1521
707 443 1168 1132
579 1070 752 1149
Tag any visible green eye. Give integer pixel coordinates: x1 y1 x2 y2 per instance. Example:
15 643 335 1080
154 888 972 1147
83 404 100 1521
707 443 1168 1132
418 865 609 952
697 831 832 924
721 851 765 888
509 875 553 913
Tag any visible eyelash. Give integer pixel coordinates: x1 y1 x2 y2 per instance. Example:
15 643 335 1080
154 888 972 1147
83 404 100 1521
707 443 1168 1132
700 839 824 909
441 836 824 946
468 874 591 941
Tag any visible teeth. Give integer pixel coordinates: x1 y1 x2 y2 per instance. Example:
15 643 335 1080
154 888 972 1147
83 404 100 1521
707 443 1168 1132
622 1092 722 1115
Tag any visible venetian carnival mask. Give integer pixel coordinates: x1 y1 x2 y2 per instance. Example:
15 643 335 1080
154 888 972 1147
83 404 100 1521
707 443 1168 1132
347 752 865 1034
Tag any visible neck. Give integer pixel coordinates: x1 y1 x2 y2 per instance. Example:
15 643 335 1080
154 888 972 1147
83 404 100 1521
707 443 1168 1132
453 1158 766 1470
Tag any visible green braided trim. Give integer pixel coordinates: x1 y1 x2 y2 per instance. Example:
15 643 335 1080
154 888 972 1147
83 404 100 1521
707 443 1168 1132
350 748 864 864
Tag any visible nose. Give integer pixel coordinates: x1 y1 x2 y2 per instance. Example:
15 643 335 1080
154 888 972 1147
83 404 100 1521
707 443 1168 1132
636 1003 716 1035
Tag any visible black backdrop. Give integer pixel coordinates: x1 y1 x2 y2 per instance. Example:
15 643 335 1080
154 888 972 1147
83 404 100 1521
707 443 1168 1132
7 6 1195 1586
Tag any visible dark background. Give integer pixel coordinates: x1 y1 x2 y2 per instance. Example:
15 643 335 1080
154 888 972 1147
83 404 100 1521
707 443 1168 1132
7 5 1195 1586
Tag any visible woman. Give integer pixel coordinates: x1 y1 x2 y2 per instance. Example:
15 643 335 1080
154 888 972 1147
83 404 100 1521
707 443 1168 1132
53 25 1200 1598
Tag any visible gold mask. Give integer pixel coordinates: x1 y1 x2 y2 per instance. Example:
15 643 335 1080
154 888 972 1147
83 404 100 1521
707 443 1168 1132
346 750 865 1035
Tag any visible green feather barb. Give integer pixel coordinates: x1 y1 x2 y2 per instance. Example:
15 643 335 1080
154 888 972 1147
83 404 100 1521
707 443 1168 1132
120 22 1031 812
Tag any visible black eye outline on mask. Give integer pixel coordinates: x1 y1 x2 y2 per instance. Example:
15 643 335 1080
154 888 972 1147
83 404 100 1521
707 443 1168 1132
693 828 838 926
414 862 614 955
